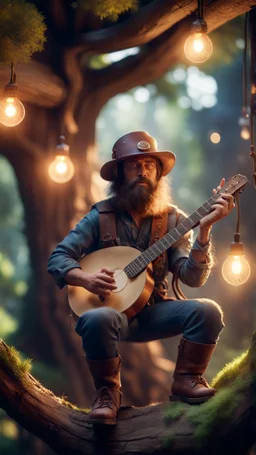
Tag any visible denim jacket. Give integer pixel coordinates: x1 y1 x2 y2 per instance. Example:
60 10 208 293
48 201 213 292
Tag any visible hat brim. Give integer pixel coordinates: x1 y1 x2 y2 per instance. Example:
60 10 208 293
100 150 176 181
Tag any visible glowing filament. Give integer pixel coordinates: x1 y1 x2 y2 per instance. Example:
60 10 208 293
193 35 204 53
231 256 242 275
5 98 16 117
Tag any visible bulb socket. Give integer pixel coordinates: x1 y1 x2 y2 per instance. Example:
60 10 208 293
4 81 18 97
56 135 70 156
190 18 208 34
229 241 244 256
239 106 250 127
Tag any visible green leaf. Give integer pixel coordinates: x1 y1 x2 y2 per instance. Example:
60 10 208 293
0 0 46 64
78 0 139 21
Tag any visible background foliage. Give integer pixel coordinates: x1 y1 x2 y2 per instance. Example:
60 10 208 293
78 0 139 20
0 0 46 64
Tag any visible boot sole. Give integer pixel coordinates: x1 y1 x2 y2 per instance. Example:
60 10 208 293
88 418 117 425
169 394 213 404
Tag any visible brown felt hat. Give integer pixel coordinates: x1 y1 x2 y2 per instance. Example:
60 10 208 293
100 131 176 181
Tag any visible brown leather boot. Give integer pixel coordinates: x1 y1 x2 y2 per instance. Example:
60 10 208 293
169 338 216 404
87 355 122 425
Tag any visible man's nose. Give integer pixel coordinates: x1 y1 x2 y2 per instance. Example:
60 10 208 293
137 163 147 177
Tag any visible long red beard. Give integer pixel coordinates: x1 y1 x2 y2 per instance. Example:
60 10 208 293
113 177 172 216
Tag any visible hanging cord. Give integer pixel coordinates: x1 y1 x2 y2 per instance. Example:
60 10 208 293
243 13 249 108
235 193 241 238
197 0 203 20
249 9 256 187
10 62 16 84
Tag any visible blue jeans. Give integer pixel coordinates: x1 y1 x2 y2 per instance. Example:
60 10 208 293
75 298 225 360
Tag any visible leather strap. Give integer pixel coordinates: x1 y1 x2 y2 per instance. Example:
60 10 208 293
149 210 169 300
96 199 117 248
150 211 169 246
171 211 187 300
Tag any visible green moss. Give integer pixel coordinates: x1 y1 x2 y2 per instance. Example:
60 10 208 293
164 401 187 422
211 350 249 389
58 397 90 414
163 342 256 450
1 342 90 413
163 376 251 450
186 376 250 448
162 433 175 450
1 343 31 384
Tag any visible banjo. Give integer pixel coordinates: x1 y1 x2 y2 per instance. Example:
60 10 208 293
68 174 248 320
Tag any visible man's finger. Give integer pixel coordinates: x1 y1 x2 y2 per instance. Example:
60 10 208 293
98 273 116 284
98 279 117 290
219 194 234 209
100 267 114 276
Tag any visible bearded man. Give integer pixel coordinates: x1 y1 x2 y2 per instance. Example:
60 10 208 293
48 131 234 425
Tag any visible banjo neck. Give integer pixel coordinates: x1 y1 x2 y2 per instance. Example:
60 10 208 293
124 174 248 279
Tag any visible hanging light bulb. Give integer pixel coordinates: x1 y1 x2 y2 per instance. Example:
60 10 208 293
48 136 75 184
240 126 250 140
184 0 213 64
222 234 251 286
0 63 25 127
184 27 213 63
238 106 250 140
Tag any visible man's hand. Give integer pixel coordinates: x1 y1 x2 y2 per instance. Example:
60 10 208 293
200 178 235 230
65 267 117 298
81 268 117 298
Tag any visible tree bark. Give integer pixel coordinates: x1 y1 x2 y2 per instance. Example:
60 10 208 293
0 337 256 455
0 62 66 107
76 0 255 54
89 0 256 101
78 0 198 53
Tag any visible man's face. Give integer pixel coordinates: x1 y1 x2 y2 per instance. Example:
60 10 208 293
110 154 171 216
123 156 158 187
114 156 159 214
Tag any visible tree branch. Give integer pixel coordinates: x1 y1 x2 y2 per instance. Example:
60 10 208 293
63 49 84 134
77 0 198 54
49 0 68 31
59 0 198 134
0 62 66 108
1 337 256 455
89 0 256 101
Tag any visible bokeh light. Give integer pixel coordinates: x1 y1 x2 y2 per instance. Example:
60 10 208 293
210 132 221 143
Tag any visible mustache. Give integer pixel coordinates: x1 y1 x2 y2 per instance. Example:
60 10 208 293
129 177 152 187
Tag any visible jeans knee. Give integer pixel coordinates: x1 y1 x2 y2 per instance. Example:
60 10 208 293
75 307 122 337
198 298 224 332
186 298 224 332
184 298 224 344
